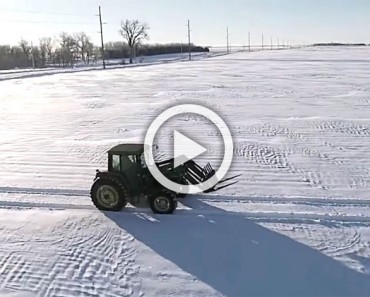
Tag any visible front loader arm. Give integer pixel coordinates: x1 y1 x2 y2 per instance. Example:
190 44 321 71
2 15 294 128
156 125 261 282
154 158 240 193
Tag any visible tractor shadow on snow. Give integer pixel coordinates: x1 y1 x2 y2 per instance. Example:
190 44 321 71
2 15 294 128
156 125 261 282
105 198 370 297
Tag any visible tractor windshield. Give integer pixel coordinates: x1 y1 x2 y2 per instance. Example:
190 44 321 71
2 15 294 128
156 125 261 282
121 155 136 170
111 154 137 172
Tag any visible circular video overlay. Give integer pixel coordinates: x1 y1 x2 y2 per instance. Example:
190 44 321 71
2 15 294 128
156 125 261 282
144 104 233 194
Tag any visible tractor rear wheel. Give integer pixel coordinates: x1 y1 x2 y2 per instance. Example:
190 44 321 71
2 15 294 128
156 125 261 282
149 192 176 214
90 177 128 211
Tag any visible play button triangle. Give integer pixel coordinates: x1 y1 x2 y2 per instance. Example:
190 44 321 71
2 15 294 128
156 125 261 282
173 131 207 168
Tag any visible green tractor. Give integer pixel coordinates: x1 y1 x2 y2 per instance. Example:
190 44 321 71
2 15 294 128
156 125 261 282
90 143 238 214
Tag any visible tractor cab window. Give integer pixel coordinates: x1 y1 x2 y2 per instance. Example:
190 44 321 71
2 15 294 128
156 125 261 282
140 153 147 168
111 153 140 172
121 155 137 171
112 155 120 171
127 155 135 163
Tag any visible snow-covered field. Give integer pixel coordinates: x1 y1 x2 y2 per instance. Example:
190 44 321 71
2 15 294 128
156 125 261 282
1 46 370 296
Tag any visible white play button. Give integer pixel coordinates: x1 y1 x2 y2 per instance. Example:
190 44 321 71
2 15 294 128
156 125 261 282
144 104 233 194
173 130 207 168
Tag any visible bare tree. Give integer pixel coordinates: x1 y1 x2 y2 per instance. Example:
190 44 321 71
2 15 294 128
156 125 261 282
18 38 35 67
39 38 48 65
86 42 95 64
19 39 31 58
59 32 78 66
74 32 93 64
119 19 149 63
39 37 54 62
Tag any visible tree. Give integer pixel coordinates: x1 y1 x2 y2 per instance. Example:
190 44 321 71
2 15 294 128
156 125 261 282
39 37 54 62
19 39 31 58
59 32 78 66
119 19 149 63
19 38 35 68
74 32 93 64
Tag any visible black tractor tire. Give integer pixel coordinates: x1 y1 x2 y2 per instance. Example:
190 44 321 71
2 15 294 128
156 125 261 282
90 177 128 211
149 192 176 214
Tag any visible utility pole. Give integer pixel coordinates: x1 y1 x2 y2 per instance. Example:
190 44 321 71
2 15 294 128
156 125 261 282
30 41 35 69
98 6 106 69
187 20 191 60
271 37 273 50
261 34 264 50
226 27 228 54
277 37 280 49
248 31 251 52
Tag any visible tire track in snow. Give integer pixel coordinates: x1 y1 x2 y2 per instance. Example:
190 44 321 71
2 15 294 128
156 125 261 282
227 115 370 193
258 222 370 274
0 215 141 297
277 225 363 256
0 186 88 197
1 197 370 227
203 195 370 207
232 123 326 189
318 229 363 257
307 120 370 137
236 123 306 141
3 186 370 208
234 139 369 190
234 143 289 169
234 142 330 189
3 184 370 208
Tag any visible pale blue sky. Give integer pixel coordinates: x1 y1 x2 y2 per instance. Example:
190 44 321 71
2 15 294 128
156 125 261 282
0 0 368 47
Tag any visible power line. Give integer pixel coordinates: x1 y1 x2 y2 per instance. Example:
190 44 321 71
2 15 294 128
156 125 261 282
0 7 93 17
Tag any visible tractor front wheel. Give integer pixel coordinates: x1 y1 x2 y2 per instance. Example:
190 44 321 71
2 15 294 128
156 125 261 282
149 193 176 214
90 177 128 211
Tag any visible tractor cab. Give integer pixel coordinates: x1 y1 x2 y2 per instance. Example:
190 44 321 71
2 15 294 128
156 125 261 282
106 143 150 197
108 143 146 172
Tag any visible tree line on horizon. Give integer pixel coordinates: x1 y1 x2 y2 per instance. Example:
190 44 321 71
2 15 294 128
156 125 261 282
312 42 368 46
0 19 209 70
